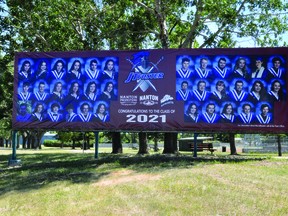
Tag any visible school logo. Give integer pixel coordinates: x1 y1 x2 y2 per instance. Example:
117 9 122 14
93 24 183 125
125 51 164 92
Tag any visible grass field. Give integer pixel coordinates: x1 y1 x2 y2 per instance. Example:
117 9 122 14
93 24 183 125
0 147 288 216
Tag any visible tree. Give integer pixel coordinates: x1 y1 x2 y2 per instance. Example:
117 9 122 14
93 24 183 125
111 132 122 154
3 0 106 52
229 133 237 155
57 131 73 148
162 132 178 154
147 132 164 152
0 56 13 129
133 0 288 48
71 132 84 149
18 130 29 149
138 132 149 154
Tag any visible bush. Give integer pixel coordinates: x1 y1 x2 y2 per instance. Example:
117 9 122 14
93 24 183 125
43 140 91 148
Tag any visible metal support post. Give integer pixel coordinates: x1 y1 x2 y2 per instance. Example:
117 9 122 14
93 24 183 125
94 131 99 159
8 130 22 166
193 133 198 158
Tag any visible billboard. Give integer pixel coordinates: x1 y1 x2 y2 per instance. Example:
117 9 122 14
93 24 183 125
13 48 288 133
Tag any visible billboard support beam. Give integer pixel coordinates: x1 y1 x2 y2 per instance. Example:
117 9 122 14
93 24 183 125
193 133 198 158
94 131 99 159
8 130 21 166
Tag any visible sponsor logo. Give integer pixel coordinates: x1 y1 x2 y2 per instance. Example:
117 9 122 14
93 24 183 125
125 51 164 92
139 95 159 106
120 95 138 106
161 94 174 107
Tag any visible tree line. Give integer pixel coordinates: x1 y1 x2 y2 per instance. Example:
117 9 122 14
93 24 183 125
1 0 288 154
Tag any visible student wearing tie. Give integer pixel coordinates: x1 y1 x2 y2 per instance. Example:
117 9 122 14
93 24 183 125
48 103 63 122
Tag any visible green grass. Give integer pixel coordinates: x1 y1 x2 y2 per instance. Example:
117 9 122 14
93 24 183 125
0 147 288 216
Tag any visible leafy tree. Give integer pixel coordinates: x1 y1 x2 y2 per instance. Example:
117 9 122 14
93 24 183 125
132 0 288 48
0 56 13 127
57 131 73 148
4 0 105 52
99 132 112 143
71 132 84 149
147 132 164 152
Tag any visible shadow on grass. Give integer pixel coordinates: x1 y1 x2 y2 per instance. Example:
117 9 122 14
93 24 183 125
0 152 266 196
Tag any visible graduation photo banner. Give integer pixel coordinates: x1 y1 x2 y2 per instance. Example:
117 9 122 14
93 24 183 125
12 47 288 133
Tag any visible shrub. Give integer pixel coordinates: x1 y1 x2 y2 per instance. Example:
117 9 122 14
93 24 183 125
43 140 89 148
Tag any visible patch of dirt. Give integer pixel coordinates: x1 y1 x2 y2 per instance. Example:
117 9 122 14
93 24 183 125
93 170 161 186
0 207 10 213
